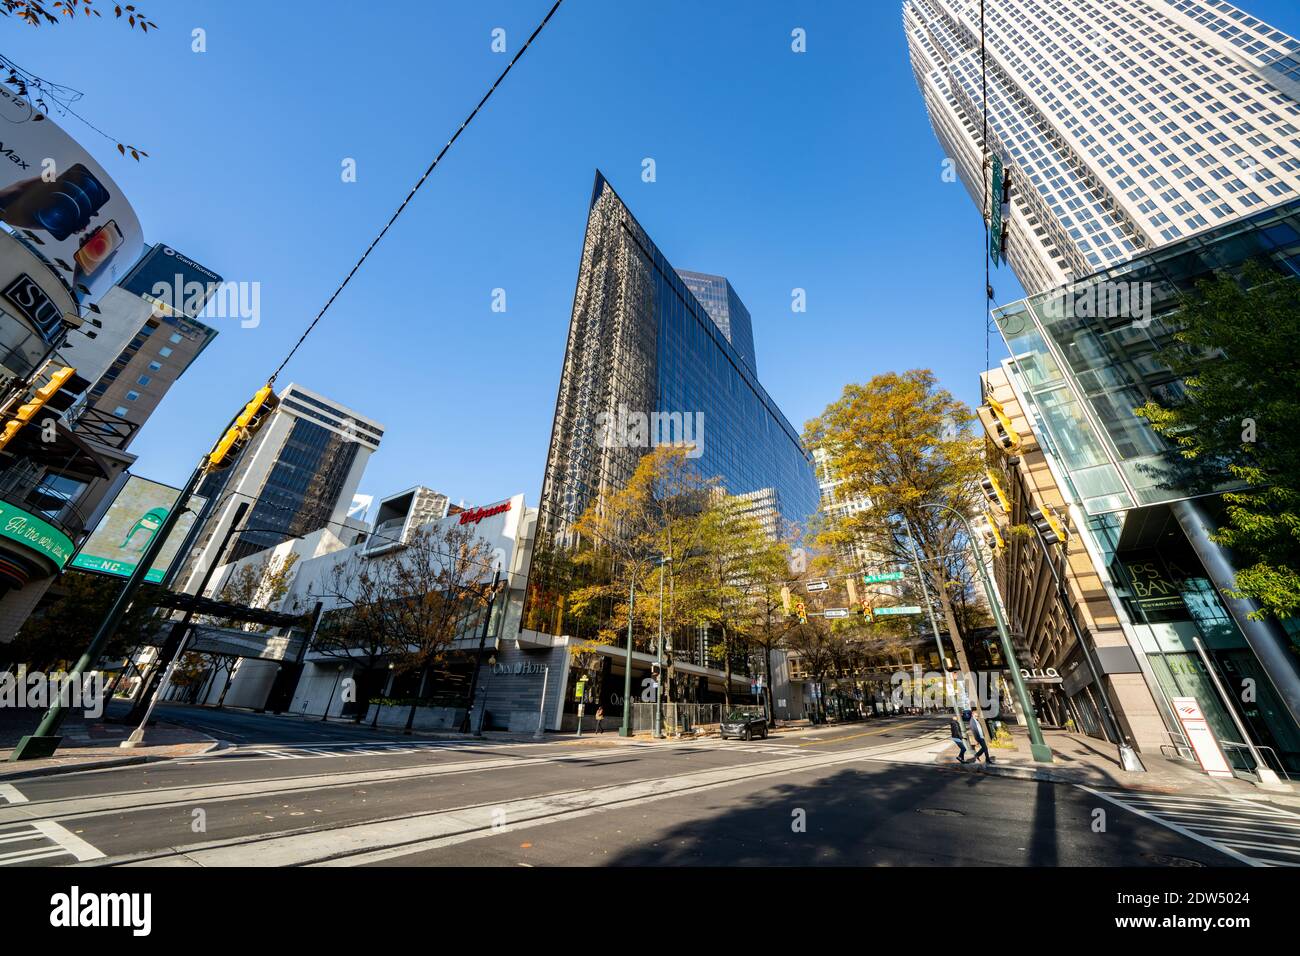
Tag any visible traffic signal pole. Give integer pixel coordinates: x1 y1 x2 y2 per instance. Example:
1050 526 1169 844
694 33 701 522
9 384 275 762
922 502 1053 763
120 502 250 733
8 459 207 761
902 518 966 725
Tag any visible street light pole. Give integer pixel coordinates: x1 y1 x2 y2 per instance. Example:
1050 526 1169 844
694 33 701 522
902 518 965 725
654 555 670 739
922 502 1053 763
619 574 635 737
461 569 502 735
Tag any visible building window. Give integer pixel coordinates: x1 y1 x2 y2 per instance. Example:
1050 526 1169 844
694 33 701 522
113 406 129 417
126 390 140 401
147 361 162 372
169 333 183 344
136 375 151 386
159 347 173 358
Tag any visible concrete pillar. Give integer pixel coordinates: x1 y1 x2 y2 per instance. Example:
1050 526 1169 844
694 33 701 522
1170 498 1300 731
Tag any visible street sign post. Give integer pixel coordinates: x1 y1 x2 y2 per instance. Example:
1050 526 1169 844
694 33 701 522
806 580 830 592
822 608 851 619
874 606 923 616
863 571 905 584
989 155 1005 266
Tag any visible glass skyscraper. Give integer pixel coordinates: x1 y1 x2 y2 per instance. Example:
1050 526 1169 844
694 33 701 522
525 172 818 637
905 0 1300 294
675 270 758 373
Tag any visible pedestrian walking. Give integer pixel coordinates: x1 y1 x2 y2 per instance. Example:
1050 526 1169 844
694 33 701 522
595 705 605 734
948 714 968 763
966 709 993 764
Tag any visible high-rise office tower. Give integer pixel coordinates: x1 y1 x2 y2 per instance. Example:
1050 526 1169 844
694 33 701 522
674 270 758 373
177 383 384 593
904 0 1300 293
525 172 819 637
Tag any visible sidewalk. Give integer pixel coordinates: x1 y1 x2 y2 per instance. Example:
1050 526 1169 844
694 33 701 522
918 724 1300 807
0 706 223 781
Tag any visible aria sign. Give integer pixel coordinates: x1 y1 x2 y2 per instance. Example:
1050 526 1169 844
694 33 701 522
459 501 511 526
1019 667 1063 685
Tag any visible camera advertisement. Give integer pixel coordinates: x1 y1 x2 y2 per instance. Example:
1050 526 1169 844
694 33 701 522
0 86 143 310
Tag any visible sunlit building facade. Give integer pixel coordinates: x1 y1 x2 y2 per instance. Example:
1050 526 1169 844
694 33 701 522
905 0 1300 294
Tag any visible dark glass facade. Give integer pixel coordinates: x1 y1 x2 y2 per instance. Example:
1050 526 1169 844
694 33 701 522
229 416 360 561
675 270 757 373
526 172 818 636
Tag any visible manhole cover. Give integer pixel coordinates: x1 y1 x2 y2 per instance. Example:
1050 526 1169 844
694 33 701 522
1142 853 1205 867
916 808 966 817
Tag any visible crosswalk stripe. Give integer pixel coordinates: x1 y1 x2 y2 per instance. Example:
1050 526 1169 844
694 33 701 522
0 784 28 805
1081 786 1300 867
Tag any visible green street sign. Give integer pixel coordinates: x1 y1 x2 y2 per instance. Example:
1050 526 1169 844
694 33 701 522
0 500 74 569
875 606 923 616
862 572 904 584
990 155 1005 266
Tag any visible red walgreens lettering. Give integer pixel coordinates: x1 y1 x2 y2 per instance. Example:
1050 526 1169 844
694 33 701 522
459 501 511 525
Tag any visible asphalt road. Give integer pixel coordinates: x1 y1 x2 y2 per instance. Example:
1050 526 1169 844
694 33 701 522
0 707 1286 867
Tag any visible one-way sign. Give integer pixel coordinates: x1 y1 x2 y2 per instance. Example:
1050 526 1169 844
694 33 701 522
806 580 830 592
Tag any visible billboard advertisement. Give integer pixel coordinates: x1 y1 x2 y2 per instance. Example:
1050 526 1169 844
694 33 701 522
70 476 205 584
121 243 223 320
0 86 143 314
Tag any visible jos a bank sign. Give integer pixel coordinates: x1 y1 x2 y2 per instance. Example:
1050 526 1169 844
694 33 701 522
458 500 511 526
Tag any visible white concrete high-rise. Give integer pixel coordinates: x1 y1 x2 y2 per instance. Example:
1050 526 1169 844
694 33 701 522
904 0 1300 293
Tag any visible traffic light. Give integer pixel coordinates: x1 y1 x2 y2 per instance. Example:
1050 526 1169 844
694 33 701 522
979 393 1020 451
795 600 808 625
859 601 874 621
1028 505 1068 546
207 384 277 471
984 508 1006 553
0 366 76 452
981 470 1012 514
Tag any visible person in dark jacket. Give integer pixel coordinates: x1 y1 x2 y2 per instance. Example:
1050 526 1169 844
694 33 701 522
966 709 993 764
948 714 968 763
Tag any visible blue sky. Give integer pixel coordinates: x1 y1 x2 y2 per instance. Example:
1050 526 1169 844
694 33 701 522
9 0 1300 511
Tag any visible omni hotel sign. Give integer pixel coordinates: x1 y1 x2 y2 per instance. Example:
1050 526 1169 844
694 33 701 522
0 500 75 569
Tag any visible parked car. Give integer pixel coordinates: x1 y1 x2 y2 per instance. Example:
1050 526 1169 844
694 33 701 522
720 711 769 741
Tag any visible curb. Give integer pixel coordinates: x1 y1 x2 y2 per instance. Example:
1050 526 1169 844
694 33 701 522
935 756 1300 805
0 725 226 782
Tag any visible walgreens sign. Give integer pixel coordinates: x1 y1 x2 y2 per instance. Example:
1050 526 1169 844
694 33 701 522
458 501 511 526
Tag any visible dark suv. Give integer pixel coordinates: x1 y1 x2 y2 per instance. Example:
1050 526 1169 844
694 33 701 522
719 711 769 741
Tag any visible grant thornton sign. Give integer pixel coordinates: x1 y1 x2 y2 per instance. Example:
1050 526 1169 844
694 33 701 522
0 500 75 569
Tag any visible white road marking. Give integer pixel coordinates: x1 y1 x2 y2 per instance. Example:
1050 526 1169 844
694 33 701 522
0 784 28 804
94 739 921 867
1081 787 1300 867
0 820 103 866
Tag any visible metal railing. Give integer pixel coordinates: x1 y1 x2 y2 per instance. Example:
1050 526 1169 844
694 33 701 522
626 702 769 735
